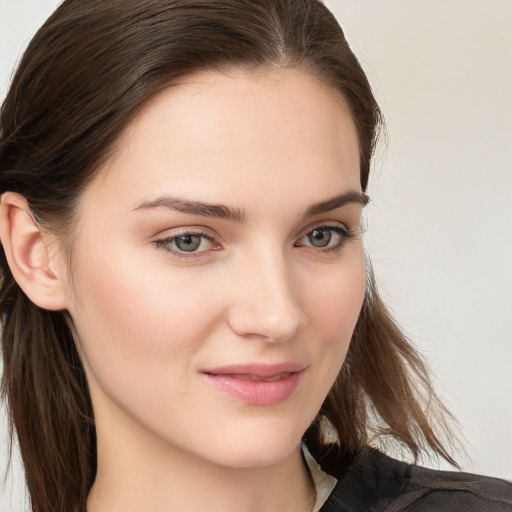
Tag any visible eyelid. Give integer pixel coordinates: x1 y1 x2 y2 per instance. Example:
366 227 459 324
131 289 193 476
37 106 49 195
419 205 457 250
153 227 221 258
154 225 216 239
296 219 351 240
151 221 358 259
294 222 356 253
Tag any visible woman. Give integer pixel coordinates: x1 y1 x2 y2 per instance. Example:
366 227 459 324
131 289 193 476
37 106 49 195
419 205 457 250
0 1 510 511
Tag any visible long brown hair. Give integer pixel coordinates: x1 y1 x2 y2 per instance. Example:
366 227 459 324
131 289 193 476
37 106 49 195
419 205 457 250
0 1 456 511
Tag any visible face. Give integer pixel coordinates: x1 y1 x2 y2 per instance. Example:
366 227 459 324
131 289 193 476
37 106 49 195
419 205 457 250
63 67 366 468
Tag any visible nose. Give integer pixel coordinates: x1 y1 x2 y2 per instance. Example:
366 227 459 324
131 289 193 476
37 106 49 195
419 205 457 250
226 250 307 343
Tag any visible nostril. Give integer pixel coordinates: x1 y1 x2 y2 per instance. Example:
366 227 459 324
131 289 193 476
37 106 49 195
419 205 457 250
227 301 307 343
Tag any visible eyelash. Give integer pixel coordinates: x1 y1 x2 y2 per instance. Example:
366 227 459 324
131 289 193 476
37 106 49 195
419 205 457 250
153 224 356 259
295 225 356 254
153 229 217 259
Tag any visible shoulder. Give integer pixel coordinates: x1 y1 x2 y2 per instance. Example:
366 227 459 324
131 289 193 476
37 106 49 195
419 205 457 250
320 447 512 512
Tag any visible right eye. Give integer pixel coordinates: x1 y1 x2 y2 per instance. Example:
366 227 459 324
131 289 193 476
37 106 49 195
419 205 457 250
154 231 216 257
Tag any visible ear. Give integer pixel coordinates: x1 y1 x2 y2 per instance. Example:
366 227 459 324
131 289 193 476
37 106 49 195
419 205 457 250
0 192 68 311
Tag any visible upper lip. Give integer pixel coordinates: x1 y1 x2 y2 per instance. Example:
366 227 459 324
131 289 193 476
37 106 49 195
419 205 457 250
202 362 306 379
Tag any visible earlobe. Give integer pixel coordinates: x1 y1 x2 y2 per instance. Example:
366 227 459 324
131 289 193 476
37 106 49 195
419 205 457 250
0 192 68 311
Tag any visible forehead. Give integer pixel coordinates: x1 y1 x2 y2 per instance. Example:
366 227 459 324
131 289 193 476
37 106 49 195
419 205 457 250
84 67 361 214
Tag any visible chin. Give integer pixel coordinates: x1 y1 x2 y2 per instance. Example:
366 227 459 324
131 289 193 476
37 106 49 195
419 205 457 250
216 443 300 469
195 424 305 469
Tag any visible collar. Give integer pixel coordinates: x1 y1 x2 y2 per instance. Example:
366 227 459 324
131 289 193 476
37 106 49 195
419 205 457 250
301 443 339 512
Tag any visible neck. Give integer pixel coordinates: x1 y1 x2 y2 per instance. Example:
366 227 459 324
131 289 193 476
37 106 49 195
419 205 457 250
87 413 315 512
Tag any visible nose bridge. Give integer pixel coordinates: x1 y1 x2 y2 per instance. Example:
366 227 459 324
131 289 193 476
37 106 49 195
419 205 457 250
228 244 307 342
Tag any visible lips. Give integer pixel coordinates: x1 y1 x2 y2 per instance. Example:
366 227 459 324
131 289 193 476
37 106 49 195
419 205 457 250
228 372 292 382
202 363 306 406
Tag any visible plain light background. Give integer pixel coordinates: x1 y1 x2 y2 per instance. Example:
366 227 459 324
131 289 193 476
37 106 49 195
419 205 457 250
1 0 511 510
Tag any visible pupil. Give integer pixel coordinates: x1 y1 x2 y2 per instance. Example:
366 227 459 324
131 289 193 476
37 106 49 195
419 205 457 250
176 235 201 251
309 228 331 247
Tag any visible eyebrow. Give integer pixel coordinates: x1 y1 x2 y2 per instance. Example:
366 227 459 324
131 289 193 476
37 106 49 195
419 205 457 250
305 190 369 216
132 190 368 222
133 196 246 222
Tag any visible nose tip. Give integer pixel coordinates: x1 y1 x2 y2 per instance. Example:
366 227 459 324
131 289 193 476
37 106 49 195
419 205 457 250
227 267 307 343
228 301 307 343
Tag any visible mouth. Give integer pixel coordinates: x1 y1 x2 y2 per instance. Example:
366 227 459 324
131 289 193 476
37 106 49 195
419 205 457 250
202 363 306 406
225 372 293 382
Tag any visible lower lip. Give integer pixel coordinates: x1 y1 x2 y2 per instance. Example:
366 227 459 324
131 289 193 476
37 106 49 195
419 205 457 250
203 371 303 406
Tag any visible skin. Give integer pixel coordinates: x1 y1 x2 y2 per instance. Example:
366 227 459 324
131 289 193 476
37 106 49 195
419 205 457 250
3 67 367 512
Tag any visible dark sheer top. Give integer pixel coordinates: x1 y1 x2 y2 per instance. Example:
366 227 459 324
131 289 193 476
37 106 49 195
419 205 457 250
318 447 512 511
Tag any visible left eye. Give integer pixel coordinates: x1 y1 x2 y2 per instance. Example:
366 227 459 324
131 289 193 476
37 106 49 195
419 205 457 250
297 226 350 249
155 233 213 253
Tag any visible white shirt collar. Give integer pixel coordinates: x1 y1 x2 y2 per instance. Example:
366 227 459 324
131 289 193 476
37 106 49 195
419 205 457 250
301 443 338 512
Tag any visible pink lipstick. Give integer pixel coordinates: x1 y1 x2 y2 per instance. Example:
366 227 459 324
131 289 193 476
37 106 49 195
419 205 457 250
202 363 305 405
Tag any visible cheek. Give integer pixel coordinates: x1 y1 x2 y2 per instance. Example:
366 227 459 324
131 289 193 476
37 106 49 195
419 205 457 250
315 250 366 370
308 253 366 343
66 247 221 402
300 249 366 395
